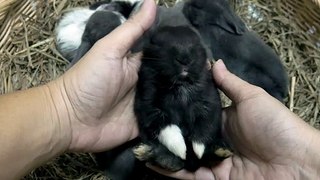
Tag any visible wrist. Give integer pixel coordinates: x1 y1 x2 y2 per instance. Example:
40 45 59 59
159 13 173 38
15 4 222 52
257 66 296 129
0 83 72 178
45 79 74 153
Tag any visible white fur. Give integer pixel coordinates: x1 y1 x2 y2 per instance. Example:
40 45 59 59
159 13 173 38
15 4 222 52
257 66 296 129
112 11 127 23
55 8 95 56
175 0 184 4
113 0 142 4
192 142 205 159
55 4 128 59
129 0 144 15
158 125 187 160
95 4 126 23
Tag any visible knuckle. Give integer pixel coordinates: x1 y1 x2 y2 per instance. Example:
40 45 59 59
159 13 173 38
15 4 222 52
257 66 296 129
126 17 146 34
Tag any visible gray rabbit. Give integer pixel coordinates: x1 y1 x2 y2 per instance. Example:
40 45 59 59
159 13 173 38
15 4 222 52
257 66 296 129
183 0 289 101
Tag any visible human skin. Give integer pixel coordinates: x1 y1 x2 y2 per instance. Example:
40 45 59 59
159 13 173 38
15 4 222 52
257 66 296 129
0 0 156 179
148 60 320 180
1 0 319 179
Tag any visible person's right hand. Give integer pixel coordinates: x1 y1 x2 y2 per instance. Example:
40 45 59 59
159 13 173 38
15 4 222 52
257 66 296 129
148 60 320 180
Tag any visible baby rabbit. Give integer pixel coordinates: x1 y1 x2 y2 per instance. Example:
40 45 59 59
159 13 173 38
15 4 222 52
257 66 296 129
97 24 230 180
69 10 126 65
55 8 95 61
134 25 230 172
55 0 138 62
183 0 289 101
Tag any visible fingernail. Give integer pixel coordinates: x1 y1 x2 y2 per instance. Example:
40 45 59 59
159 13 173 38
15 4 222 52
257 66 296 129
215 59 227 71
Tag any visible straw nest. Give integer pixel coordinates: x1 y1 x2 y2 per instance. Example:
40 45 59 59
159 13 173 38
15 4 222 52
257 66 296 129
0 0 319 179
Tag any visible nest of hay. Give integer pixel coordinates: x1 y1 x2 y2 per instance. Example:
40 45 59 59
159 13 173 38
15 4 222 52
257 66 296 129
0 0 319 179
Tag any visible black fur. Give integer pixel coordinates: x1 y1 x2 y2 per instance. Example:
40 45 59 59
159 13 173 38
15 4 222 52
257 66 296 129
89 0 112 10
134 26 226 172
95 139 141 180
70 10 123 66
95 138 176 180
89 0 138 18
183 0 289 101
67 1 230 178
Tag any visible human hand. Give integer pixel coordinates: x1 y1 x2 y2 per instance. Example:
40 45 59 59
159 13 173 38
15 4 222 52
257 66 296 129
48 0 156 152
149 60 320 179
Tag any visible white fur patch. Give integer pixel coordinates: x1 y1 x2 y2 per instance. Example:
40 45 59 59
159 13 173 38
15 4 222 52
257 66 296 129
175 0 184 4
55 8 95 57
129 0 144 15
113 0 142 4
158 125 186 160
112 11 127 23
192 142 205 159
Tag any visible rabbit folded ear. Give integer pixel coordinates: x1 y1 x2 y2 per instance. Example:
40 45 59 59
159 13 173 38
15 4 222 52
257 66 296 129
213 11 246 35
183 0 247 35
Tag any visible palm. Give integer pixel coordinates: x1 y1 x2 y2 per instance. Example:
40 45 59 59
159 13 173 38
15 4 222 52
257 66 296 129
215 93 303 179
63 50 141 152
224 95 297 162
149 61 316 179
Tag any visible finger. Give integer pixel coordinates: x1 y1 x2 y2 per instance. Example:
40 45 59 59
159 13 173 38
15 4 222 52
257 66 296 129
126 52 143 72
194 167 216 180
146 163 195 180
212 59 265 104
98 0 156 58
210 157 232 180
146 164 215 180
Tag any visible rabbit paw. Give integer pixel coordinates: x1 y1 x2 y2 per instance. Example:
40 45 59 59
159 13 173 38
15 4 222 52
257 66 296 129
133 144 153 161
192 141 205 159
158 124 187 160
133 143 185 171
214 147 233 158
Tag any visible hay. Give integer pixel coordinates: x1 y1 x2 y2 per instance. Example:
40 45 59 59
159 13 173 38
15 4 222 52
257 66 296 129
0 0 319 179
233 0 320 127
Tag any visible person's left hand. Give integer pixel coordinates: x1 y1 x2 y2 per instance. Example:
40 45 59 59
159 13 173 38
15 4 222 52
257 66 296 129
48 0 156 152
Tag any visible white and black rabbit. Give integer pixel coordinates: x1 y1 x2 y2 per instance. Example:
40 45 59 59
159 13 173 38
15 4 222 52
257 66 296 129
69 10 126 65
183 0 289 101
55 0 139 62
134 25 231 172
55 8 95 61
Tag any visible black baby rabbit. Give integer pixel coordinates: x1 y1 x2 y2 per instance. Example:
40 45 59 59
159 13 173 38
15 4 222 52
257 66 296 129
57 0 232 179
134 25 231 172
183 0 289 101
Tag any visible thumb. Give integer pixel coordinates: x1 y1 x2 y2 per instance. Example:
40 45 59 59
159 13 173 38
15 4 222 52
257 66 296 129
99 0 156 58
212 60 264 104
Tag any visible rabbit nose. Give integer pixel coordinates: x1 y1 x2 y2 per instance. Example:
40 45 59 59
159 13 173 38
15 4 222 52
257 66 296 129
181 67 188 76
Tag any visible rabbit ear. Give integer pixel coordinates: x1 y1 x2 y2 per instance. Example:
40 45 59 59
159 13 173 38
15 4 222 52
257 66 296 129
213 11 246 35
